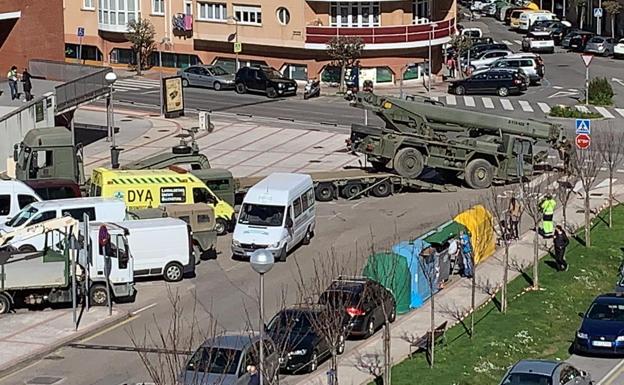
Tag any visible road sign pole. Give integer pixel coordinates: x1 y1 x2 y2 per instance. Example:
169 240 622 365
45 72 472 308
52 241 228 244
597 0 602 36
585 65 589 106
78 36 83 65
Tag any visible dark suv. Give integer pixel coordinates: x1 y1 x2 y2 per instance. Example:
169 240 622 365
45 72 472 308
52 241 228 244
319 277 396 338
235 66 297 98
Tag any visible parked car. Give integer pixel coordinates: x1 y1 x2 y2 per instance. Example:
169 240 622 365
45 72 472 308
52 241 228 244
574 293 624 355
541 20 573 45
267 304 345 374
318 277 396 338
0 178 41 224
522 31 555 53
499 360 591 385
615 38 624 59
465 43 510 59
178 65 235 90
466 49 513 71
461 27 483 38
235 66 297 98
505 7 528 25
562 30 594 51
518 11 556 32
23 178 81 200
181 334 279 385
448 69 528 97
585 36 616 56
489 53 544 84
474 66 530 87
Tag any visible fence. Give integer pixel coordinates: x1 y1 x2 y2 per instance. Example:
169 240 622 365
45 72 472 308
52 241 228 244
29 59 108 82
55 69 112 114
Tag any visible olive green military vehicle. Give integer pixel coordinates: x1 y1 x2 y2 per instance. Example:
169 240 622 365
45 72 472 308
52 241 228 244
348 93 566 188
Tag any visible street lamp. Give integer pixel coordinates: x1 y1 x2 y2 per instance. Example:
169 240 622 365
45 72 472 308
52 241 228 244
227 16 240 71
105 71 119 168
250 249 274 385
428 22 438 98
159 37 171 117
399 62 417 99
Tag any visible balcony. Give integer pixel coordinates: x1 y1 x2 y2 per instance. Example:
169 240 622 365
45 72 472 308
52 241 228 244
97 0 139 33
305 18 455 50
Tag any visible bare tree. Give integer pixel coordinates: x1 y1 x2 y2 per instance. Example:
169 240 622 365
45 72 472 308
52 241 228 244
596 127 624 228
556 173 576 231
519 178 548 290
486 186 511 313
126 18 156 75
417 244 440 367
326 36 364 93
572 146 601 247
354 351 384 385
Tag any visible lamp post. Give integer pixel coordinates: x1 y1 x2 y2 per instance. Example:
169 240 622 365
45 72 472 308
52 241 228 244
159 37 171 117
250 249 274 385
105 71 118 168
428 22 438 98
228 16 240 71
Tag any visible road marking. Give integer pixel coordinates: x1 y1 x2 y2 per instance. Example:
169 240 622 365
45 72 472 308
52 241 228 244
617 169 624 173
567 89 578 92
576 105 591 113
131 302 157 316
519 100 534 112
553 86 564 90
537 102 551 113
615 108 624 118
502 40 513 45
464 96 476 107
595 106 615 118
600 167 609 171
141 90 160 95
446 95 457 105
500 98 513 110
596 178 612 188
79 315 138 343
482 97 494 109
548 90 579 98
514 40 522 44
431 96 439 101
113 86 142 92
597 352 624 385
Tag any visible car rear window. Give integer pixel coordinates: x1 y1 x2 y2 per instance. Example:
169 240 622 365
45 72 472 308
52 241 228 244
589 37 603 43
533 35 552 41
520 59 534 67
319 289 363 307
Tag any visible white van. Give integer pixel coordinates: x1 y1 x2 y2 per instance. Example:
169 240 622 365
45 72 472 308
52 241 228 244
518 11 556 31
116 218 194 282
232 173 315 262
1 197 127 251
0 178 41 224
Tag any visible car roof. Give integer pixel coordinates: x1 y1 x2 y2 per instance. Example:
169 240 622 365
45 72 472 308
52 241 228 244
200 333 261 350
594 293 624 304
529 31 552 36
510 359 562 376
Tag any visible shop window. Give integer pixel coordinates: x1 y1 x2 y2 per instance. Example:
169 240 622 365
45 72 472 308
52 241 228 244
213 58 268 74
149 52 201 68
65 44 103 61
376 67 393 83
321 66 341 83
110 48 136 64
282 64 307 81
403 64 422 80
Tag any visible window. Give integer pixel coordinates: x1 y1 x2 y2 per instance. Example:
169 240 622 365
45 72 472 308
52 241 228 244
198 2 227 21
376 67 393 83
30 211 56 225
0 195 10 216
184 0 192 15
282 64 307 81
84 0 95 9
330 2 380 27
412 0 430 24
62 207 96 221
178 215 191 224
301 188 315 210
277 7 290 25
152 0 164 15
198 214 212 224
18 195 38 209
293 197 302 218
193 188 216 204
234 5 262 25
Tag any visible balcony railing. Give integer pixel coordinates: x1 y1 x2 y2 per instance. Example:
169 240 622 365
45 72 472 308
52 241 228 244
305 18 455 49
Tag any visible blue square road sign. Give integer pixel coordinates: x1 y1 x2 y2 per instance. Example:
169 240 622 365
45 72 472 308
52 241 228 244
575 119 591 135
77 27 85 37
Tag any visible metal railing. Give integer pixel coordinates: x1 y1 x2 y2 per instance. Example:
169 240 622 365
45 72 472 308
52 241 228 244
29 59 107 82
55 69 112 114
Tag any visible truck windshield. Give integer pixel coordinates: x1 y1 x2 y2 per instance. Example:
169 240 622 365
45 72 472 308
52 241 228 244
6 206 38 227
238 204 285 227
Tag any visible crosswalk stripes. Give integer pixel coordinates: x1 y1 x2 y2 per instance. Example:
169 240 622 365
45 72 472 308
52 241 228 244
514 40 522 45
446 95 457 105
114 78 160 92
482 97 494 109
500 98 513 111
518 100 534 112
537 103 551 113
464 96 476 107
594 107 615 119
502 40 513 45
576 105 591 113
615 108 624 118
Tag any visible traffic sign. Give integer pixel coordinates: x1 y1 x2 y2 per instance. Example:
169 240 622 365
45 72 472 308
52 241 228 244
594 7 603 18
77 27 85 37
233 42 242 53
581 54 593 67
575 118 591 134
576 133 591 149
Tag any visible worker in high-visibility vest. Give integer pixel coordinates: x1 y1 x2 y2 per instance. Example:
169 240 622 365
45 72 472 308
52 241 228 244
540 193 557 238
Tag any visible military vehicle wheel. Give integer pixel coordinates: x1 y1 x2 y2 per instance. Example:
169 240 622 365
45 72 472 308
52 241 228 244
182 79 189 87
454 85 466 95
89 285 109 306
394 148 424 179
371 179 392 198
0 294 11 314
315 183 334 202
465 159 494 189
497 86 509 97
341 183 363 199
235 83 247 94
215 218 228 236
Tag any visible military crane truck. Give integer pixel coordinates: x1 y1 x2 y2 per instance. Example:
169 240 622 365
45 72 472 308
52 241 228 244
348 93 566 189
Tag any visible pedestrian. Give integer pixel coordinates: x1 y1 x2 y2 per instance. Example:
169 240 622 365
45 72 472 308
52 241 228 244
446 56 456 78
247 365 260 385
7 65 19 100
553 225 569 271
459 230 474 278
21 68 33 102
540 193 557 238
508 196 522 240
498 220 512 246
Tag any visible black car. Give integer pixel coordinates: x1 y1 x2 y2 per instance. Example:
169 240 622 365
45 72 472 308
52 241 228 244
562 30 594 51
448 69 528 97
541 21 572 44
235 66 297 98
318 277 396 338
267 305 345 374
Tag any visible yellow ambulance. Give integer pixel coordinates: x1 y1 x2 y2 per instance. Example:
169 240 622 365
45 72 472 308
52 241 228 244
89 168 235 235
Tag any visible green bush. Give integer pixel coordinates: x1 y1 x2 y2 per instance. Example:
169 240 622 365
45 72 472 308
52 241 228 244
549 105 602 119
588 77 614 106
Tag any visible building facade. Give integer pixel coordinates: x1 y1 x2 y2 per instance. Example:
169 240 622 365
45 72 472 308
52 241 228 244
64 0 456 84
0 0 65 77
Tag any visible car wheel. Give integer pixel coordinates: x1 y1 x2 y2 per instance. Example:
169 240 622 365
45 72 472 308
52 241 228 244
302 229 312 245
308 350 319 373
213 81 222 91
278 245 288 262
455 85 466 95
182 78 189 87
366 319 375 338
18 244 36 253
267 87 278 98
89 284 109 306
235 83 246 94
0 294 11 314
215 218 228 236
164 262 184 282
497 86 509 97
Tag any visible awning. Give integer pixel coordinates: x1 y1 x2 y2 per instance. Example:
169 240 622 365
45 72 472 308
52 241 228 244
0 11 21 21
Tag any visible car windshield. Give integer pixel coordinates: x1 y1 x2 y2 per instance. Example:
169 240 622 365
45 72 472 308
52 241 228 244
211 66 229 76
186 347 241 375
263 69 285 80
6 205 38 227
238 203 285 227
269 312 313 334
501 373 552 385
587 302 624 321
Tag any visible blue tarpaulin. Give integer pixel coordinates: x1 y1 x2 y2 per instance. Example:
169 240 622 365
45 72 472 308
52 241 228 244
392 239 438 309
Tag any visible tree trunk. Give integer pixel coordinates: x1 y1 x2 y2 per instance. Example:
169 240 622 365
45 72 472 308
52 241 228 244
429 286 435 367
137 49 142 76
609 174 613 228
612 17 616 39
532 231 539 290
470 267 476 339
331 353 338 385
584 192 591 247
580 7 585 29
501 246 509 314
383 322 391 385
562 201 568 229
339 64 346 94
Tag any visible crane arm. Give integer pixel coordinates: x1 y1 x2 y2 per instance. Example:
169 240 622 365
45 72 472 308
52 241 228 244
0 216 79 249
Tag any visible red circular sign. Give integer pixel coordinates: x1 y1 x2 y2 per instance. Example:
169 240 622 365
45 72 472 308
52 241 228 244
576 133 591 149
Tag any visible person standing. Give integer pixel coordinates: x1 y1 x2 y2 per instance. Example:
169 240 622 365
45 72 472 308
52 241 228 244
508 197 522 240
446 55 456 78
21 68 33 102
540 193 556 238
7 65 19 100
247 365 260 385
459 230 474 278
553 225 569 271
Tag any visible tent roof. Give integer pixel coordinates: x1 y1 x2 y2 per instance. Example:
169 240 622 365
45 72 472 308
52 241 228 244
423 221 466 246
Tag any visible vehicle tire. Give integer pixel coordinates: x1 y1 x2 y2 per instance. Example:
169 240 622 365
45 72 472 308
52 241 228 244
302 229 312 245
341 182 363 199
465 158 494 189
18 244 36 253
337 334 346 355
454 85 466 95
497 86 509 97
278 245 288 262
215 218 228 236
371 179 392 198
393 148 425 179
172 144 192 155
235 83 246 94
365 318 376 338
308 350 319 373
267 87 278 98
182 78 189 87
315 183 335 202
213 81 222 91
89 284 109 306
164 262 184 282
304 92 310 100
0 294 11 314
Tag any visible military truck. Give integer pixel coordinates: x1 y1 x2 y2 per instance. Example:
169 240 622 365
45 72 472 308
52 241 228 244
348 93 565 189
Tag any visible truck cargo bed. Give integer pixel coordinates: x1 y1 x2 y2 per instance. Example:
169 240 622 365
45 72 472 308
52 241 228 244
1 251 68 290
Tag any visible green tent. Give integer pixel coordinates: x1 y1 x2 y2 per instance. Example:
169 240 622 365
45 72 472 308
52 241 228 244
363 252 411 314
423 220 467 247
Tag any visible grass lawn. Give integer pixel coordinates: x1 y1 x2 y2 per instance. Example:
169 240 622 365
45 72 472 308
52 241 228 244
390 206 624 385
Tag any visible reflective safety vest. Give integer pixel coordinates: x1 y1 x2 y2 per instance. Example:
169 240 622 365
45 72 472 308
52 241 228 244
541 198 556 215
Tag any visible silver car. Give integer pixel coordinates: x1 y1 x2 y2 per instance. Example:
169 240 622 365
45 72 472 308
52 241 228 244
499 359 592 385
489 54 544 85
584 36 616 56
178 65 235 90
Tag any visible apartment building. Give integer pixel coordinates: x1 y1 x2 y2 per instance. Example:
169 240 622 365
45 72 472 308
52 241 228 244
64 0 456 84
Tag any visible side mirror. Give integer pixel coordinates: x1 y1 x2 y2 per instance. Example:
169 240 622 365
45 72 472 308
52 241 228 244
578 312 584 318
286 218 293 229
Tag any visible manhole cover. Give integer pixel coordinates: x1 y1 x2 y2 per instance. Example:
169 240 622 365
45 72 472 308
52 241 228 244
27 376 63 385
121 119 133 122
308 160 321 163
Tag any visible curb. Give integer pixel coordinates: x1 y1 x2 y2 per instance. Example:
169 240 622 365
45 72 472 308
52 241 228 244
0 310 131 379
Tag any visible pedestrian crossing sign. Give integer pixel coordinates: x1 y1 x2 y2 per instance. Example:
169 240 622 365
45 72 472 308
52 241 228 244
575 119 591 134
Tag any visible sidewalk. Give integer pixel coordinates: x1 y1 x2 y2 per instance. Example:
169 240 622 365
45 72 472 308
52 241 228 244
292 181 624 385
